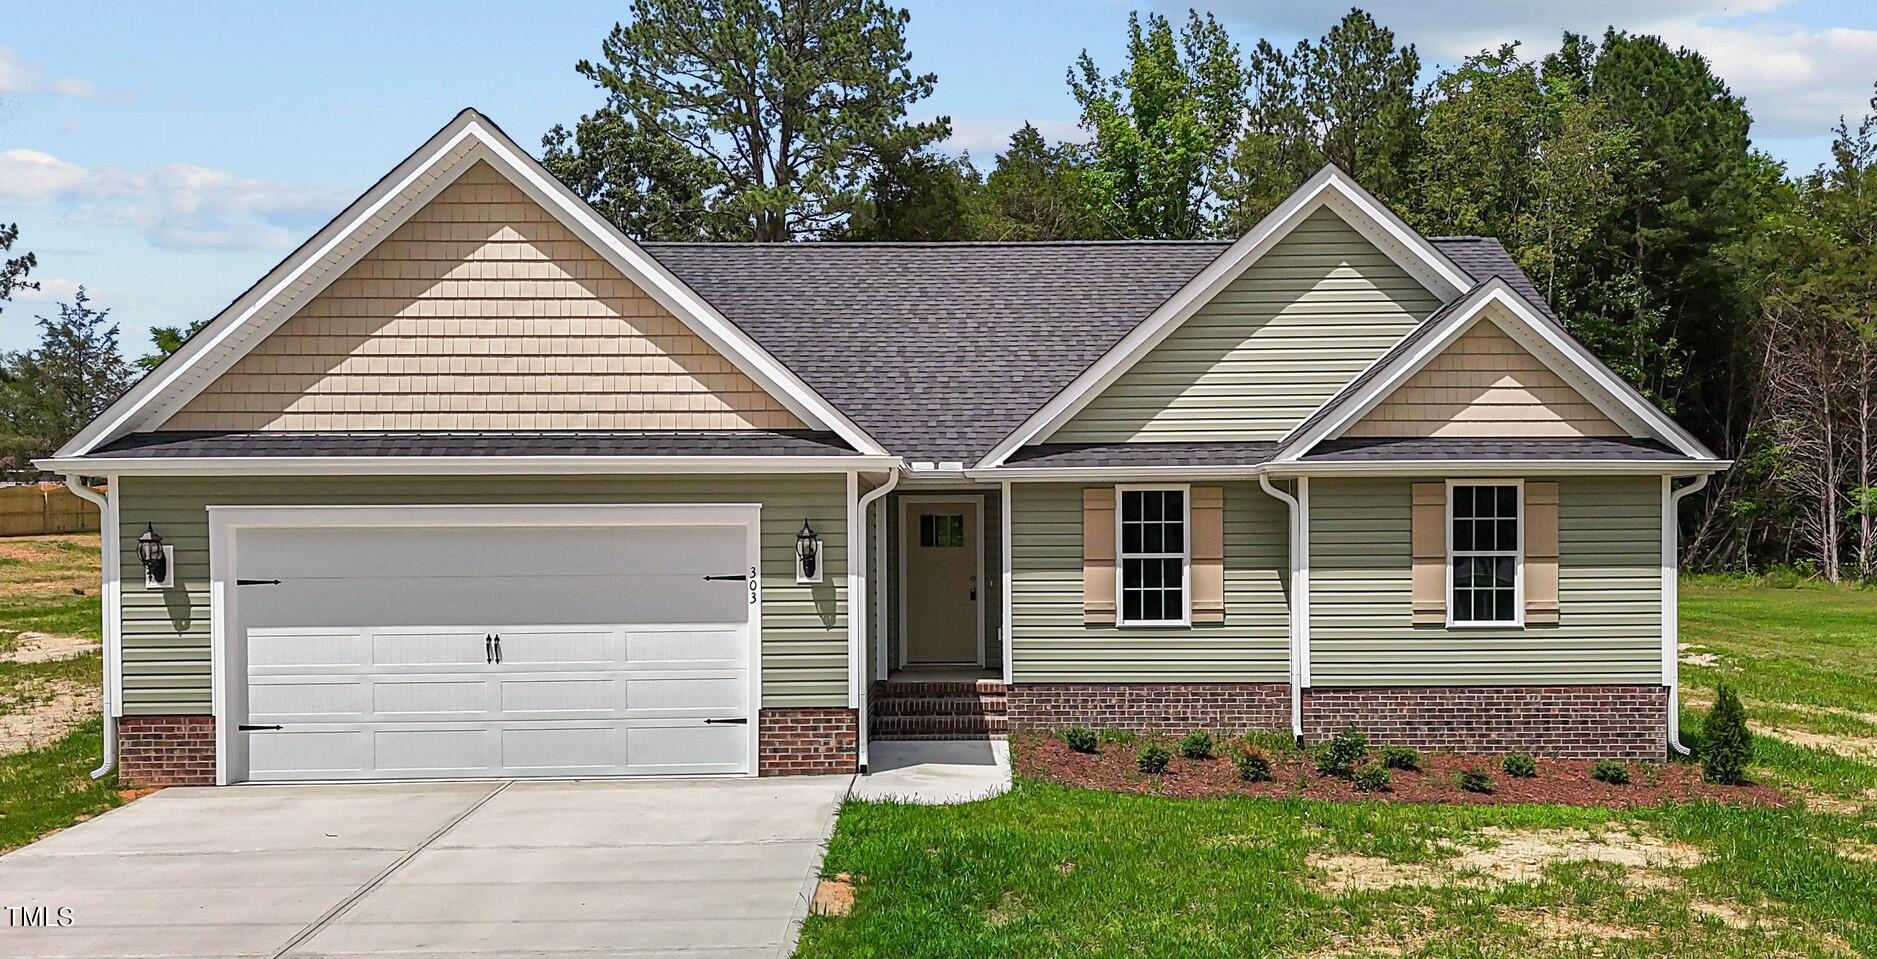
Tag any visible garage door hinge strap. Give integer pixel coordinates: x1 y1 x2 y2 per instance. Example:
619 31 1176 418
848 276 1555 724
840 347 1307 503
238 724 284 731
236 578 281 586
704 717 749 724
702 574 748 581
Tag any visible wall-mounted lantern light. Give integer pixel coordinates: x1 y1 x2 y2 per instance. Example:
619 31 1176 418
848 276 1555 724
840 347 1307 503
795 519 822 584
137 522 174 589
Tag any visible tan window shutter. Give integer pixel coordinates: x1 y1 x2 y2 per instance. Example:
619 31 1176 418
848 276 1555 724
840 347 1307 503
1524 481 1560 625
1083 487 1117 624
1191 486 1225 624
1411 483 1446 625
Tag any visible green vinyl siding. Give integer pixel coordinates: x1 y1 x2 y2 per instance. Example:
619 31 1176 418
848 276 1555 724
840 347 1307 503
1008 482 1288 683
115 473 851 715
1053 208 1444 443
1308 476 1662 686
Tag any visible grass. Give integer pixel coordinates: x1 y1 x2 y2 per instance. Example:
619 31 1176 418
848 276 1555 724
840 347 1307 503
0 533 103 649
0 719 122 853
798 578 1877 957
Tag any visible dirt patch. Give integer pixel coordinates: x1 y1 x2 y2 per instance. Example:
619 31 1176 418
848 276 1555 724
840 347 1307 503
1308 827 1702 893
1497 906 1645 942
0 632 99 664
1679 643 1724 667
0 681 98 755
1016 734 1788 809
1753 722 1877 762
811 873 858 917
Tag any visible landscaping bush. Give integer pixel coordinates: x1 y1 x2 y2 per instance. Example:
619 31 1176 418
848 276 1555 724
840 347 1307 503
1313 727 1368 776
1136 744 1171 775
1061 726 1098 754
1352 762 1391 792
1459 767 1494 794
1591 760 1631 785
1178 730 1214 760
1501 752 1537 778
1381 746 1420 771
1235 749 1272 783
1702 684 1753 785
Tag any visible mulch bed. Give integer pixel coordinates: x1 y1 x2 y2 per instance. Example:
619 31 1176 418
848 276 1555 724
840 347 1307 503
1015 734 1788 809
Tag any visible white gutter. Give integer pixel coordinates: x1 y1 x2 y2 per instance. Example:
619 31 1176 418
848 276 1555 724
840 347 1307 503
851 467 900 774
1664 473 1709 757
62 475 117 779
35 454 905 476
968 460 1732 483
1257 474 1308 742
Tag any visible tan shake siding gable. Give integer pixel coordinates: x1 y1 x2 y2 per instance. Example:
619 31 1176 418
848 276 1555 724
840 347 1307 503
1345 310 1625 438
162 160 804 432
1309 476 1662 686
1051 207 1444 442
114 474 850 715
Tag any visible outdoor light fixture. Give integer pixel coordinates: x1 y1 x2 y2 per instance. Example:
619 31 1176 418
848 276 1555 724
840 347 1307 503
137 522 173 589
795 519 822 584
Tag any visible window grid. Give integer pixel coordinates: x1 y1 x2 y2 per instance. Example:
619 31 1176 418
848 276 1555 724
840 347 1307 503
1449 482 1521 626
1117 487 1188 626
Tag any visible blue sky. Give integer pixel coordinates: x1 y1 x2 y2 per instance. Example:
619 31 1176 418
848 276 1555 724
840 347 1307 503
3 0 1873 354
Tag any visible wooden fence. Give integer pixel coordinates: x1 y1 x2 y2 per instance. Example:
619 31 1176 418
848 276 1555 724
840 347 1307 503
0 483 101 537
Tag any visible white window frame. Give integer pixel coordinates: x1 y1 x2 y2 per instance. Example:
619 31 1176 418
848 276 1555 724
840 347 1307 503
1445 479 1524 629
1114 484 1192 628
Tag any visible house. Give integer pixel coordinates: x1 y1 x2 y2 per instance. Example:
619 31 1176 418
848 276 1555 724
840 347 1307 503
39 109 1726 786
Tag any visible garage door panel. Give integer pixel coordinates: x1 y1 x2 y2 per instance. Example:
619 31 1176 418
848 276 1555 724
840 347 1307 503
496 627 615 666
248 679 365 719
374 728 490 773
249 628 366 669
248 730 368 776
626 676 743 712
625 723 747 774
627 626 744 665
372 678 489 716
372 630 490 666
500 678 614 714
240 577 745 630
501 726 615 771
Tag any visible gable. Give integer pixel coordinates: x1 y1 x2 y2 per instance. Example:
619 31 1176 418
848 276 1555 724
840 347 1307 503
1049 207 1443 443
1344 308 1624 439
159 161 806 433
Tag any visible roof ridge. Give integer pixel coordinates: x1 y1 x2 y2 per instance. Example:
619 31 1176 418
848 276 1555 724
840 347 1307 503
639 239 1234 248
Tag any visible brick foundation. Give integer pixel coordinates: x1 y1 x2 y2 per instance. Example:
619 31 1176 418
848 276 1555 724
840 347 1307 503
1006 683 1290 733
759 707 858 776
117 715 217 786
1302 685 1668 759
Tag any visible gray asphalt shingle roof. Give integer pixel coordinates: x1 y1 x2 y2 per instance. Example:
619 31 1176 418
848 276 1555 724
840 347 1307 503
644 236 1539 463
89 430 860 458
1004 441 1279 469
1303 437 1684 462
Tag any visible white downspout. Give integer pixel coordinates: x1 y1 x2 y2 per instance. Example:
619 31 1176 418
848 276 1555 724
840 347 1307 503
853 468 900 774
1664 473 1709 757
1258 474 1308 742
63 474 117 779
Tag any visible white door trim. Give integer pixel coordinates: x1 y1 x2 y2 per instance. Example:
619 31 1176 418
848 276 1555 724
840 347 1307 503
207 502 764 785
896 494 987 669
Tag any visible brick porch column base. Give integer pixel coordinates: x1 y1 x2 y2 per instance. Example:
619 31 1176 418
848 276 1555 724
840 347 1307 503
1005 683 1290 734
759 707 858 776
1302 685 1669 759
117 715 217 786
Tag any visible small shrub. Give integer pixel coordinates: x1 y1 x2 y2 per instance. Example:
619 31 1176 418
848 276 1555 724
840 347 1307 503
1061 726 1098 754
1591 760 1631 785
1179 730 1215 760
1459 767 1495 794
1701 685 1753 785
1352 762 1391 792
1314 727 1369 776
1501 752 1537 779
1136 743 1171 775
1381 746 1420 771
1236 749 1272 783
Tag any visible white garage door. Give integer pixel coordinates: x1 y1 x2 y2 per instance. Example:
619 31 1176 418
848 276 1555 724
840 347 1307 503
221 506 759 783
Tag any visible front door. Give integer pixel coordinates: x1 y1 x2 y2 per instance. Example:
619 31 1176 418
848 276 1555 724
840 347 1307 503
902 499 980 665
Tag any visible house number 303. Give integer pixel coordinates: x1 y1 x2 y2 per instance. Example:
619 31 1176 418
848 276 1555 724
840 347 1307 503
748 567 758 605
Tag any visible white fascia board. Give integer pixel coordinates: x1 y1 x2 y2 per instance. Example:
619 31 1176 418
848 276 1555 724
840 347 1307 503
58 108 888 459
969 459 1727 483
965 466 1268 482
34 455 903 477
972 164 1473 470
1273 282 1717 462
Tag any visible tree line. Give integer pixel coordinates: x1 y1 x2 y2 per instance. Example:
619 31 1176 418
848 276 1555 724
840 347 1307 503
4 3 1874 581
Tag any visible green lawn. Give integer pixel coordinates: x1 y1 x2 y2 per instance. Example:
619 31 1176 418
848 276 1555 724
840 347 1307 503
799 578 1877 958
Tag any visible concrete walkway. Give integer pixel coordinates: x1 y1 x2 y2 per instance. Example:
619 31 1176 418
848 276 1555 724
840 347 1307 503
0 775 850 958
852 740 1011 805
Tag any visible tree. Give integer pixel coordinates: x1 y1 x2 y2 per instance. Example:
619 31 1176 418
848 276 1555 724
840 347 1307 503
139 318 210 371
1069 10 1245 238
0 221 36 314
552 0 947 241
1225 8 1422 227
1701 685 1752 785
0 288 132 477
841 147 979 241
972 124 1109 241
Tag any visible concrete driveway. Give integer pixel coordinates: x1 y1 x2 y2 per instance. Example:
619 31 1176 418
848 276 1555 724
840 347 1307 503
0 775 851 959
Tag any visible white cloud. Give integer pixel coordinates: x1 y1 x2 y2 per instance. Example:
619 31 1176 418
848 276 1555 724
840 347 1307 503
940 117 1085 159
0 45 95 98
0 148 346 253
12 276 83 304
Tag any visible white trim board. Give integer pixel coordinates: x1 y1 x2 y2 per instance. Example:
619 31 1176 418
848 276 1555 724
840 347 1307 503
1271 280 1717 463
896 494 987 668
974 164 1473 469
38 455 901 477
54 108 886 460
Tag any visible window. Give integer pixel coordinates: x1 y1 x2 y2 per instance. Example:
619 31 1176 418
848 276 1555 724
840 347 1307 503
1449 482 1521 626
1118 487 1188 625
919 513 965 548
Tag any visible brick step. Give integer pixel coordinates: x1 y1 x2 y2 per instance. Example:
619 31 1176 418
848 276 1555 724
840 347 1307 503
873 680 1008 697
872 731 1009 741
871 695 1007 716
871 714 1009 738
